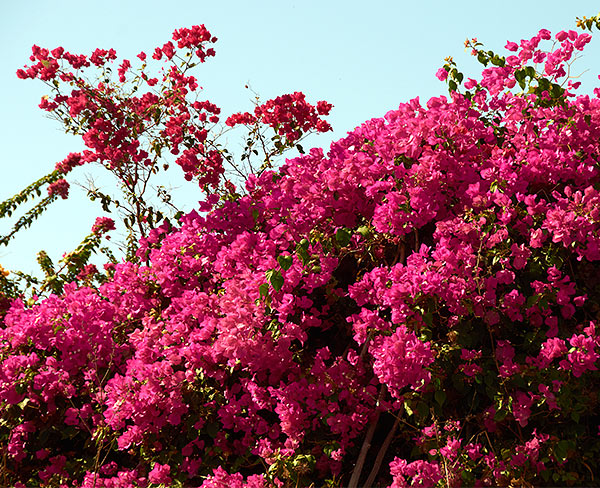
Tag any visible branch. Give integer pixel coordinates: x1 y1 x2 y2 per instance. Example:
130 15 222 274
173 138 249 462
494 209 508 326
363 414 400 487
348 385 387 488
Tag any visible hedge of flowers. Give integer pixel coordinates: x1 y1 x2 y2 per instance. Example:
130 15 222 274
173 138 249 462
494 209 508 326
2 18 600 488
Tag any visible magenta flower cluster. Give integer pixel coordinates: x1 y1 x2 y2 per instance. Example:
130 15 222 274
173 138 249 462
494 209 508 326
3 24 600 487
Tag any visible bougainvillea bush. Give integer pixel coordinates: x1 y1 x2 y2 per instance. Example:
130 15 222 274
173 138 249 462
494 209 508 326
2 16 600 488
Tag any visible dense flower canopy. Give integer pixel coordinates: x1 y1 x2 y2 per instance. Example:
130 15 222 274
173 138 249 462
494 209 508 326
2 21 600 488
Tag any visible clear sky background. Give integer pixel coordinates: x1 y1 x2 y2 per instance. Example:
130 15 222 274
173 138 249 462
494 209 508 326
1 1 600 276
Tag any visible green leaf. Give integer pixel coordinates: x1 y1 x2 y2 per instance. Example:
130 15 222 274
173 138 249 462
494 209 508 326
494 408 508 422
514 69 525 83
526 294 540 308
323 441 340 456
491 55 505 67
277 255 293 271
269 269 284 291
423 312 433 326
17 398 30 410
206 422 219 439
538 77 550 92
259 283 270 298
335 228 352 247
296 239 310 264
550 83 564 98
434 390 446 406
299 238 309 250
62 426 79 439
554 440 572 463
416 401 429 419
357 225 370 237
297 248 309 265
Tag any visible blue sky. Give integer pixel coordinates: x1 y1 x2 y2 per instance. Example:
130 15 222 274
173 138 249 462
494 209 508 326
1 1 600 275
